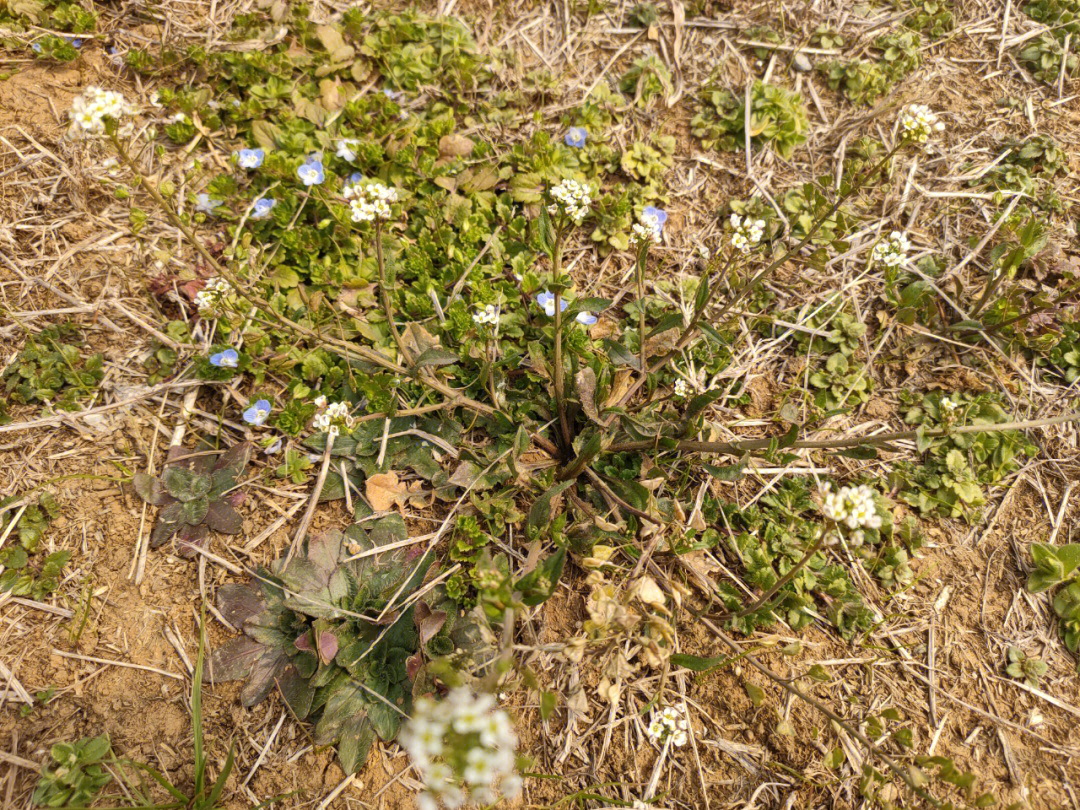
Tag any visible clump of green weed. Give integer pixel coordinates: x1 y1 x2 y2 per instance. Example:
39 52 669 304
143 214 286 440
2 324 104 413
691 78 808 159
1025 541 1080 668
1017 0 1080 85
900 0 955 38
33 734 112 808
819 30 921 106
619 54 673 106
0 491 69 600
1005 646 1048 686
892 392 1035 519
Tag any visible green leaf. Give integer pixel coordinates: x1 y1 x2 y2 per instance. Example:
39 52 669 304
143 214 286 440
670 653 731 672
536 204 555 257
413 347 459 369
516 547 566 607
526 480 575 539
133 472 169 505
162 466 211 501
558 432 602 481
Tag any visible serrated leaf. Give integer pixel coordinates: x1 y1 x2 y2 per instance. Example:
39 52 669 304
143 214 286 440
516 547 566 607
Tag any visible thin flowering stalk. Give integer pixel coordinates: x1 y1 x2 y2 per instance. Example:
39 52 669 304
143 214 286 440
613 139 907 411
374 222 413 365
636 242 648 377
551 232 572 450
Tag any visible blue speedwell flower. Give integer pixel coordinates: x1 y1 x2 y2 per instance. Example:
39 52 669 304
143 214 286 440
71 38 83 48
296 157 325 186
236 148 264 169
243 399 271 426
565 127 587 148
536 291 568 318
251 197 276 220
642 206 667 233
576 312 597 325
195 193 222 214
210 348 238 368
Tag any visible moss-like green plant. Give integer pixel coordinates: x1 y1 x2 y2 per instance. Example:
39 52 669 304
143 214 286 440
208 518 484 774
134 443 251 552
691 79 808 159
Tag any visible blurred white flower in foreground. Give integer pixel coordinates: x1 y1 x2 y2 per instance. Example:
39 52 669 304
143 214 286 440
401 687 520 809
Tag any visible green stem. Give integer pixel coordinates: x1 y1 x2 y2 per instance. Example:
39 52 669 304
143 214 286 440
374 222 412 365
552 234 572 449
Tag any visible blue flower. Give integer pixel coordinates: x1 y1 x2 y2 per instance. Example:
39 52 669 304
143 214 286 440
195 193 222 214
235 148 265 169
642 206 667 234
251 197 276 220
349 172 363 184
565 127 587 148
576 312 597 325
209 348 238 368
383 88 400 100
243 399 271 426
296 157 325 187
31 42 42 53
71 38 83 48
536 291 569 317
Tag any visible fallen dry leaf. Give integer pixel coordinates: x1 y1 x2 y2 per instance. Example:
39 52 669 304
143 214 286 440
365 471 429 512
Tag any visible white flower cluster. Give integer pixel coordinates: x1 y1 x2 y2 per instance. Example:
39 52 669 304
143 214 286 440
401 688 520 810
941 395 958 413
632 210 663 243
870 230 910 268
730 214 765 254
673 379 690 399
69 86 136 137
646 705 688 747
472 304 500 326
548 180 592 224
899 104 944 147
312 396 355 436
194 277 235 317
820 483 882 531
345 181 398 223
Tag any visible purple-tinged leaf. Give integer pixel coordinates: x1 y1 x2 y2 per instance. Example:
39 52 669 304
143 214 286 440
216 583 264 627
207 636 262 683
240 648 288 707
133 472 170 506
317 629 339 664
276 662 315 719
205 500 243 534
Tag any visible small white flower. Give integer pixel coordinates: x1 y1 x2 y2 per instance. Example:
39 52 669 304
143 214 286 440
347 181 399 223
646 703 689 747
194 277 235 317
870 230 910 268
68 86 137 138
472 304 500 326
548 179 593 224
820 483 882 531
941 395 958 412
673 378 690 399
899 104 944 148
336 139 360 162
312 399 355 436
730 214 765 254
